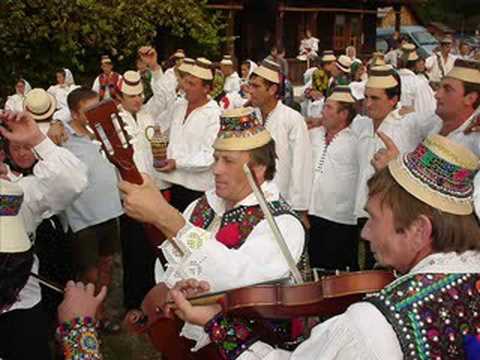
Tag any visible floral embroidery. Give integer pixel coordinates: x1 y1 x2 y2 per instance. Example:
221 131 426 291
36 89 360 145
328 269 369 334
189 195 297 249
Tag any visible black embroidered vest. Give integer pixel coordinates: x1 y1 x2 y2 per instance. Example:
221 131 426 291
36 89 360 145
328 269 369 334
189 195 298 249
366 273 480 359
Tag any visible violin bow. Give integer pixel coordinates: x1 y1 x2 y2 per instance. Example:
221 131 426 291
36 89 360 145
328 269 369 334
30 272 64 294
243 163 304 285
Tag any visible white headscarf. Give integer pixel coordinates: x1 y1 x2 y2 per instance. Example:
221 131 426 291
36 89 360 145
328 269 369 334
18 79 32 95
64 68 75 86
247 60 257 77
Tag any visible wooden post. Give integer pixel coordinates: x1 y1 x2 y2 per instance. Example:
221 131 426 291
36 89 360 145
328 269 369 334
276 0 285 48
394 4 401 32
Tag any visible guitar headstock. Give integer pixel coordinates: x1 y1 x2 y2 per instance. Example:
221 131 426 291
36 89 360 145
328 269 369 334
84 100 143 185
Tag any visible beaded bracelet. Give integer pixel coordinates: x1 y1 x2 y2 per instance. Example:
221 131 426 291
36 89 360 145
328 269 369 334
56 317 102 360
205 313 259 360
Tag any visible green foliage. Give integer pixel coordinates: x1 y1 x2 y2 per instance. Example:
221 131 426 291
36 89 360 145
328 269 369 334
416 0 480 32
0 0 223 103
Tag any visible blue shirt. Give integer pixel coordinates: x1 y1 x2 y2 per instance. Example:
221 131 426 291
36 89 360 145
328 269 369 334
63 127 123 232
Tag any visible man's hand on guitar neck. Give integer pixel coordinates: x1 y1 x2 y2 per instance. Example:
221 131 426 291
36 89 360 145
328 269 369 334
119 173 186 238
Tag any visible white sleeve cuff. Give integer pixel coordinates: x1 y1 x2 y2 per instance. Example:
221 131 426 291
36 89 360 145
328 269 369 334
32 136 57 160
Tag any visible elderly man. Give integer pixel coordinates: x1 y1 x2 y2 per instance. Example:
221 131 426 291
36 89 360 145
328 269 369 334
118 107 305 354
220 55 241 95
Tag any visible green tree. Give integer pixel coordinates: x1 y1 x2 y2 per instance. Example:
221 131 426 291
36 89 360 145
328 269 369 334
0 0 223 103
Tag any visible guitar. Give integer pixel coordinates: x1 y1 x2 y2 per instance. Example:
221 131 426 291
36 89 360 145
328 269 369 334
84 100 143 185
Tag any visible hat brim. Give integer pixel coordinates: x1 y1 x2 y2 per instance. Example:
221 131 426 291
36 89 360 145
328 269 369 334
121 84 144 96
0 216 31 253
366 75 398 89
388 157 473 215
336 62 351 73
188 66 213 81
447 67 480 85
252 67 280 84
322 55 337 63
213 130 272 151
24 92 57 121
328 92 356 103
178 63 194 74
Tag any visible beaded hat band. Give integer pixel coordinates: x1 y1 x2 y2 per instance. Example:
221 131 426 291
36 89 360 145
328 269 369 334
213 107 272 151
388 135 479 215
0 180 31 253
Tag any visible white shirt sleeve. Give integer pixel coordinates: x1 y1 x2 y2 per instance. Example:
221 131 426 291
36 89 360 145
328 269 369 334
92 76 100 93
287 118 313 211
236 302 402 360
19 137 88 234
161 214 305 291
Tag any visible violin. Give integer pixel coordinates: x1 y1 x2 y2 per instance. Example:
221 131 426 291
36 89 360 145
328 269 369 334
124 270 395 359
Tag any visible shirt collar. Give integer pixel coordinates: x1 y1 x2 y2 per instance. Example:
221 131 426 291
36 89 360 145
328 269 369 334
204 181 280 216
409 251 480 274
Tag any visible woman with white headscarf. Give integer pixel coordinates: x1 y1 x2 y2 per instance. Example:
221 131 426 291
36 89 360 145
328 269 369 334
4 79 31 113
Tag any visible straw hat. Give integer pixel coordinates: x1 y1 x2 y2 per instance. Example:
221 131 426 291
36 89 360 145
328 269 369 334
118 71 143 96
336 55 352 73
178 57 195 74
371 52 386 66
252 59 281 84
321 50 337 63
401 43 416 52
188 58 214 81
328 85 356 104
0 180 31 253
388 135 479 215
220 55 233 66
23 88 57 121
213 107 272 151
446 59 480 85
366 65 399 89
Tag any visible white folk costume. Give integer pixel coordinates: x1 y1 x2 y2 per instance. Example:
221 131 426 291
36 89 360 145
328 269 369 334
253 60 313 211
308 88 358 226
47 83 76 110
426 50 457 84
155 107 305 351
1 137 87 315
117 71 169 190
352 66 420 219
158 59 221 193
397 46 436 116
308 87 359 270
199 135 480 360
221 55 241 95
92 56 121 101
4 80 31 113
298 36 319 60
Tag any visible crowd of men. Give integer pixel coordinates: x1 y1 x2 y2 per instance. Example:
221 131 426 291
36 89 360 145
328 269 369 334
1 31 480 360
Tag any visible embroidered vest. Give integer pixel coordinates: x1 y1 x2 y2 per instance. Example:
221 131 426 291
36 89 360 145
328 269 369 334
189 195 297 249
366 273 480 360
98 72 120 101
